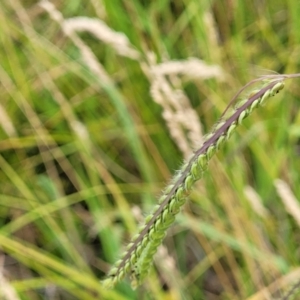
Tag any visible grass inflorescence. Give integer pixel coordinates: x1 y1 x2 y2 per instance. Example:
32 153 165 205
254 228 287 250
102 76 295 289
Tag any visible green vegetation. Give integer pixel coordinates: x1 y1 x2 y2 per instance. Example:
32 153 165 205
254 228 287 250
1 1 300 299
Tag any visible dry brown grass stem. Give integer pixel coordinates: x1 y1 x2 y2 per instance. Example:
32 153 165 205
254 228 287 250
274 179 300 227
247 268 300 300
244 186 270 218
0 256 20 300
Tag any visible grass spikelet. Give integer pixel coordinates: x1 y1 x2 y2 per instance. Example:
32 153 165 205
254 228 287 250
63 17 140 59
101 76 288 288
150 58 224 79
148 58 212 158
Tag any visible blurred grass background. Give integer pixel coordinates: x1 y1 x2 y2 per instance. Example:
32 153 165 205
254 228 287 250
1 0 300 299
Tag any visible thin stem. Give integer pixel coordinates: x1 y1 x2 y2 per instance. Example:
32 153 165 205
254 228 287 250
280 279 300 300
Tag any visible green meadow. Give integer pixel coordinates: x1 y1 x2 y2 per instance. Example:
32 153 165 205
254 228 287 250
1 1 300 299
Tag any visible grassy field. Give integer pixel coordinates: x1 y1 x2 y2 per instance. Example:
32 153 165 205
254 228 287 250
1 1 300 299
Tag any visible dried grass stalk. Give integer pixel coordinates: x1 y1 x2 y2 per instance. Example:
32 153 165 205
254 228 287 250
274 179 300 227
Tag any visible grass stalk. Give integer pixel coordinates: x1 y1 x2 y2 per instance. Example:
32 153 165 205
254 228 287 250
102 76 293 289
